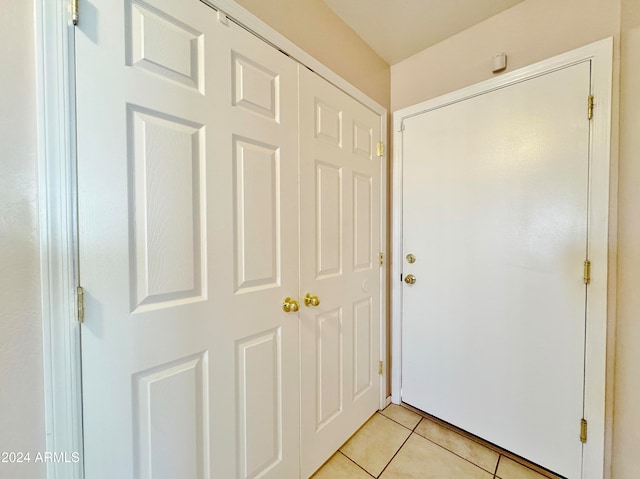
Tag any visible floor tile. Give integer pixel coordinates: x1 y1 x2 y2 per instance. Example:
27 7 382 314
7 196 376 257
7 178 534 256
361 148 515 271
311 452 373 479
414 417 499 473
340 413 411 477
380 404 422 430
379 433 493 479
496 456 555 479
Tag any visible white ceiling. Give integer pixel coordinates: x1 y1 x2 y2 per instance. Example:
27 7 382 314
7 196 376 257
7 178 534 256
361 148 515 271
322 0 526 64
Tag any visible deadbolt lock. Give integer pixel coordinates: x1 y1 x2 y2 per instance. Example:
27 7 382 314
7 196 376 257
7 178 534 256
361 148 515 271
406 253 416 264
404 274 416 285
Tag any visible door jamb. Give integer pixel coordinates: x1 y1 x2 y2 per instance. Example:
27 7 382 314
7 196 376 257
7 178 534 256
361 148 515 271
391 38 613 479
37 2 389 479
36 1 84 478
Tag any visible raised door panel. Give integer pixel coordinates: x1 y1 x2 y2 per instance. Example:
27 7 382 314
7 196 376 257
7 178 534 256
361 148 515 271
316 162 343 279
234 137 281 293
133 353 209 479
127 106 206 312
126 0 204 92
236 330 282 479
316 308 344 430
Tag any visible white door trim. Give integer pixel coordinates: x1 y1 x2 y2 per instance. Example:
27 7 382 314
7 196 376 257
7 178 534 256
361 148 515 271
37 1 389 478
391 37 612 479
35 1 84 478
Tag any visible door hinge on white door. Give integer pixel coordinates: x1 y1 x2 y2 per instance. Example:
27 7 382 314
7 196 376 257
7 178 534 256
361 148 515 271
71 0 79 25
377 142 384 157
77 286 85 323
584 260 591 285
379 252 384 267
378 361 383 375
588 95 594 120
580 418 588 443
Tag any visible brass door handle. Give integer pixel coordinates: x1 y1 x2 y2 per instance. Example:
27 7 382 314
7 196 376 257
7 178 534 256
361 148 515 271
404 274 416 285
282 297 300 313
304 293 320 307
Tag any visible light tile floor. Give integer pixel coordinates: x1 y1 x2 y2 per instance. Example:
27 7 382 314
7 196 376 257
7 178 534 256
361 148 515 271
312 404 564 479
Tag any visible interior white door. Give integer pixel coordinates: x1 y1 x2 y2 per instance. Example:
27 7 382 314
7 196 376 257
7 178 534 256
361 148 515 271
401 62 591 478
299 67 382 478
76 1 299 478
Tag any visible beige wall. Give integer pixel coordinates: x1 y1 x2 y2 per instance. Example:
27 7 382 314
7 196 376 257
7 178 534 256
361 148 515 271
235 0 390 109
612 0 640 476
391 0 620 110
0 1 46 479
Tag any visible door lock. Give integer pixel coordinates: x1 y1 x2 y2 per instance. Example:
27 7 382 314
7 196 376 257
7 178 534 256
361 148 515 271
404 274 416 285
282 297 300 313
304 293 320 307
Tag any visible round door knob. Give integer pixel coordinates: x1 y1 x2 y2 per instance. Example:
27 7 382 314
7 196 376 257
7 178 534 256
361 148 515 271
404 274 416 285
304 293 320 307
282 297 300 313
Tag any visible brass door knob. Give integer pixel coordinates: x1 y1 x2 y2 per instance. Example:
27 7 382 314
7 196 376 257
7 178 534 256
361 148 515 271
282 297 300 313
304 293 320 307
404 274 416 285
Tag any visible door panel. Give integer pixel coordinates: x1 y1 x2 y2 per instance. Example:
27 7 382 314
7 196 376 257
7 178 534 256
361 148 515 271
77 2 298 478
401 62 591 478
299 67 381 478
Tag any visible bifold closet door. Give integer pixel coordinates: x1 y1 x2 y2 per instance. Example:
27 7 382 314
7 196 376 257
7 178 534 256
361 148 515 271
76 1 300 477
299 67 382 478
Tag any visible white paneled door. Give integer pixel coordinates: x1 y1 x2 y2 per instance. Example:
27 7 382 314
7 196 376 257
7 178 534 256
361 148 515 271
77 1 299 478
299 67 382 478
401 62 591 478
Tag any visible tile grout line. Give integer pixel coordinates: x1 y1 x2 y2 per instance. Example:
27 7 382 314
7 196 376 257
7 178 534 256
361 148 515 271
378 410 422 432
338 450 376 478
375 416 423 478
494 454 502 479
401 404 561 479
404 403 562 478
411 425 500 475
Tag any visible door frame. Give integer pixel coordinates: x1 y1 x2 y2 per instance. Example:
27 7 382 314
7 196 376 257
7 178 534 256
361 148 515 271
36 1 388 478
391 38 612 479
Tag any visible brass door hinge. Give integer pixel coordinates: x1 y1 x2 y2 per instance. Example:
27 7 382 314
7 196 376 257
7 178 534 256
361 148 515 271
379 252 384 267
378 361 383 375
580 418 588 443
584 260 591 285
377 142 384 157
71 0 79 25
77 286 85 323
588 95 594 120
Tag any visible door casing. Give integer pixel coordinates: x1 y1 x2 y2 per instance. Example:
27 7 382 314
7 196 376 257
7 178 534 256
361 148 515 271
36 1 388 478
391 38 613 479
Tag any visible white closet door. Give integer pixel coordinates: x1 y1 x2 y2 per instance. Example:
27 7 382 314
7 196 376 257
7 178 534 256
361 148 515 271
299 67 382 478
401 62 591 478
76 1 299 477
